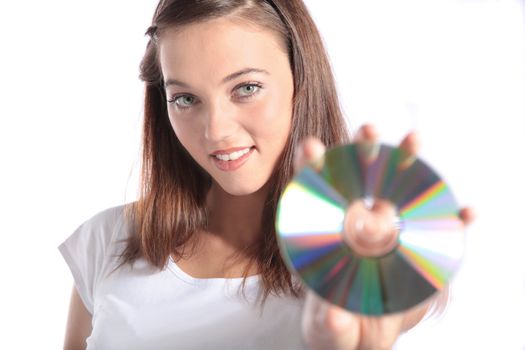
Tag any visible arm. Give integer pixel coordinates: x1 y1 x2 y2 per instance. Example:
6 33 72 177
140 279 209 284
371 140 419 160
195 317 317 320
63 285 92 350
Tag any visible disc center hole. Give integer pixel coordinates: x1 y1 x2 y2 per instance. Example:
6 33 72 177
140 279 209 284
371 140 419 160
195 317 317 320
343 197 400 257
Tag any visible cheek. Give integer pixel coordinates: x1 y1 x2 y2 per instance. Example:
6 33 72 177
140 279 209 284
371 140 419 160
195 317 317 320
246 93 293 138
168 115 202 155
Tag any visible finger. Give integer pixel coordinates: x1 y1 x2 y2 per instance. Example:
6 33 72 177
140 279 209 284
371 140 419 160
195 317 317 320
354 123 379 143
398 131 419 170
324 306 360 350
358 313 404 350
355 124 380 163
459 207 475 226
302 291 360 350
324 304 356 333
293 137 326 174
401 297 433 331
399 131 420 157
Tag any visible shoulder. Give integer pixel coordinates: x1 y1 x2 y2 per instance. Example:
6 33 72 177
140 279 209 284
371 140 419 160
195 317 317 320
84 203 129 231
81 203 133 240
61 203 134 259
58 203 135 314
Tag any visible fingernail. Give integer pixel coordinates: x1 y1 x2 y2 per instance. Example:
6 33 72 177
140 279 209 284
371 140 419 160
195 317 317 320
398 153 417 170
357 141 380 164
311 141 325 158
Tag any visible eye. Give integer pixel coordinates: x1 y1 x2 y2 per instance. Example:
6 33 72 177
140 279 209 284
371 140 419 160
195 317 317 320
233 83 263 99
168 94 197 109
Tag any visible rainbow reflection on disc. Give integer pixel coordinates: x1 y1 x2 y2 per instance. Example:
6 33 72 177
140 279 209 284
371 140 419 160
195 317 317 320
276 143 464 315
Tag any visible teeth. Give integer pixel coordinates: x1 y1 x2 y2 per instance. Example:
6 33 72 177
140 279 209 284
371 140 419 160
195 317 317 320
215 147 251 161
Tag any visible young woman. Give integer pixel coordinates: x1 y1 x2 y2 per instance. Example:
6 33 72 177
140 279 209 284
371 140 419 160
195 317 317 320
60 0 474 349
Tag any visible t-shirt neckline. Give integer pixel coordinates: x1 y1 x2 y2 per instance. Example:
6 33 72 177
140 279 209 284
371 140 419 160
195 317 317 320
167 255 261 286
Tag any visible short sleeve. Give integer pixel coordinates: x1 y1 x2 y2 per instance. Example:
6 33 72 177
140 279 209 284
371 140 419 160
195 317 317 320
58 205 126 314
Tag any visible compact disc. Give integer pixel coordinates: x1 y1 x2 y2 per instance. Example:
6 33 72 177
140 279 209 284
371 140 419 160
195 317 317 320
276 143 464 315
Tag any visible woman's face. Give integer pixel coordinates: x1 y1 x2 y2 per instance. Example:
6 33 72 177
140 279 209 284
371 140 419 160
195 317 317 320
158 18 294 196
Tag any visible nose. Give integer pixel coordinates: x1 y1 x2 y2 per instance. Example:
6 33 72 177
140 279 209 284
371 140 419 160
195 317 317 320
203 99 238 142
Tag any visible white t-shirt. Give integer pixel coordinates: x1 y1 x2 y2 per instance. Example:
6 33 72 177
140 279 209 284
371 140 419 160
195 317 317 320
59 204 308 349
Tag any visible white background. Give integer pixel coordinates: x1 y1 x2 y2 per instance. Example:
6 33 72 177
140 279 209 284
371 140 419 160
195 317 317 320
0 0 524 348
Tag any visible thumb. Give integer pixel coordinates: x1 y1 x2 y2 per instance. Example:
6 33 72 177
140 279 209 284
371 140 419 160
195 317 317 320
293 137 326 174
302 291 360 350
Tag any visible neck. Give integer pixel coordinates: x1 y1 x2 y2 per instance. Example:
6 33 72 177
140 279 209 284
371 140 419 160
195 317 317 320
204 180 269 249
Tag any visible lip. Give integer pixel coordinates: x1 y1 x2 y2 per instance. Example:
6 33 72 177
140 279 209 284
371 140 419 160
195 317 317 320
211 146 255 172
211 146 253 156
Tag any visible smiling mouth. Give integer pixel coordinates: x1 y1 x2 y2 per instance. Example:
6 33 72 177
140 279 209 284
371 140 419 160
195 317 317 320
210 146 256 172
213 147 251 161
211 146 255 161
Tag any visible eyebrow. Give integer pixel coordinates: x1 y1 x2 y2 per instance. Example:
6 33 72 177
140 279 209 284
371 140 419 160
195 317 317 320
163 68 270 88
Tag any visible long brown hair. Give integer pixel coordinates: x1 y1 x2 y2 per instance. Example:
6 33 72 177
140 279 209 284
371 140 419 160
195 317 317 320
120 0 351 302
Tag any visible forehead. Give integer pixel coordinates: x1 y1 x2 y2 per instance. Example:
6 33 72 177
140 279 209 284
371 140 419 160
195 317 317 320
157 18 289 84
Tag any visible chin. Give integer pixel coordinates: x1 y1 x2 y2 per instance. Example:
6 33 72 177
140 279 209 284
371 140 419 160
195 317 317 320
216 178 268 197
222 185 262 197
